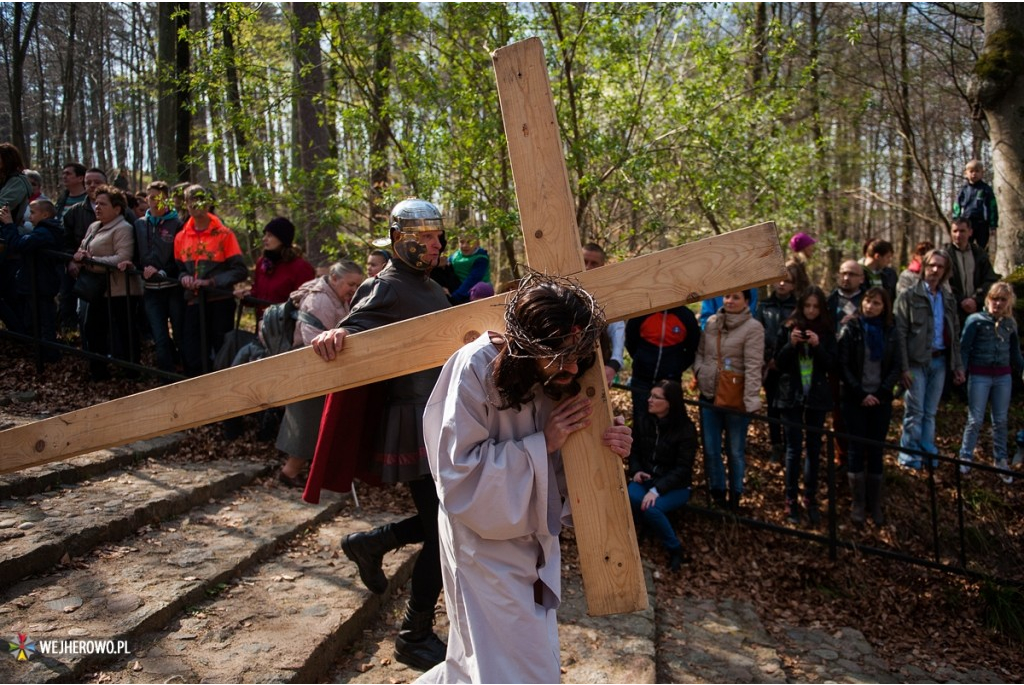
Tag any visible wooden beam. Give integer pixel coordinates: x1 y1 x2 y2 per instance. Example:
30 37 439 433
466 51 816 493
0 224 783 476
492 37 642 615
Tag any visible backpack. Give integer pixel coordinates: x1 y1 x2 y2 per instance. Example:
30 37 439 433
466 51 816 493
260 296 326 356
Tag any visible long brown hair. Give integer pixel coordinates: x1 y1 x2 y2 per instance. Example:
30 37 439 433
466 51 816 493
492 281 601 410
0 143 26 185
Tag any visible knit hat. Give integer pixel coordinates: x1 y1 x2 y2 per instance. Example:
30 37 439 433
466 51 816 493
789 231 817 253
264 217 295 247
469 282 495 300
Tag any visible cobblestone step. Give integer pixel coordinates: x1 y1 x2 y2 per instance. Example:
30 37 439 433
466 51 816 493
0 483 360 683
0 433 185 500
92 513 417 683
0 458 269 591
659 596 787 684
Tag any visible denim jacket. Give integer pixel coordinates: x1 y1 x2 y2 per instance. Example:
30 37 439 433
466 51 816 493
960 311 1023 372
894 280 963 373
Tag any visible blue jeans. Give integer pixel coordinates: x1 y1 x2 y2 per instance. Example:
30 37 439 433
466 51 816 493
960 373 1012 464
144 287 185 372
628 481 690 552
782 407 828 504
701 406 750 495
899 356 945 468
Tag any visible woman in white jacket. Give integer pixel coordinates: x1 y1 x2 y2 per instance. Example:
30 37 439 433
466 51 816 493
693 290 764 510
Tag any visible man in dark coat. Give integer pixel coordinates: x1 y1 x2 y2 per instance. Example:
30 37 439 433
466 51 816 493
303 198 450 671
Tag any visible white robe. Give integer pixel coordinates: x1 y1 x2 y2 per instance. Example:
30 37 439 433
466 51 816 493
417 333 569 684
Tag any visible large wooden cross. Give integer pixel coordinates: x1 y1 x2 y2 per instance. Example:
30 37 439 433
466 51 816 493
0 39 784 616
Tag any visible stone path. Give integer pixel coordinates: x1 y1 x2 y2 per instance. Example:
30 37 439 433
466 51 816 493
0 423 1012 684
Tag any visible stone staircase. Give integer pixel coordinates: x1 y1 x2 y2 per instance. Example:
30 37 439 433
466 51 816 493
0 430 1002 684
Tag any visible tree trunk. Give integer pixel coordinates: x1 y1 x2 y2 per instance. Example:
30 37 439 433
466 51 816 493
175 3 192 182
369 3 394 231
974 3 1024 275
808 2 835 285
157 3 178 178
7 2 42 163
54 5 79 164
898 3 914 265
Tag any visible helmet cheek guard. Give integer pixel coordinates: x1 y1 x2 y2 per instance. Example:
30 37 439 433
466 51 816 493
388 199 445 272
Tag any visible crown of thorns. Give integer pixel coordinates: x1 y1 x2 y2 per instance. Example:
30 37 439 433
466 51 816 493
502 270 606 362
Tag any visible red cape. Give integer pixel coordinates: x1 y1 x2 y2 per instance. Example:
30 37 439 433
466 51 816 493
302 383 386 504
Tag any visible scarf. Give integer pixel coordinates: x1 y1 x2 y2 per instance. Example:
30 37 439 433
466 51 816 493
862 316 885 362
146 209 179 226
258 249 283 276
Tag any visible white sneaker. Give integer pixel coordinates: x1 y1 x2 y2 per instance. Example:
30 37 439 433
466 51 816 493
996 459 1013 484
959 464 971 475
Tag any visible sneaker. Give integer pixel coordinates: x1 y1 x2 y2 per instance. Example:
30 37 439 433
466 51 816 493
1013 445 1024 468
959 464 971 476
996 459 1013 484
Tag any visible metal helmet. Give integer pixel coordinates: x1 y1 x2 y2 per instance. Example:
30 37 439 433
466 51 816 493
387 198 445 271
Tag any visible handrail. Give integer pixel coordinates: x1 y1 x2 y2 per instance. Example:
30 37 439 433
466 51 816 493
0 248 272 378
610 382 1022 591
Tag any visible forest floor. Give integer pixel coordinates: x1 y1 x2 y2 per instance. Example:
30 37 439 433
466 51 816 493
2 341 1023 682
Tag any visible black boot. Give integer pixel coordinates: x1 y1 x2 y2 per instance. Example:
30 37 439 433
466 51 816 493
865 474 885 526
803 496 821 526
848 473 866 526
394 603 447 670
710 489 728 509
727 490 741 513
341 524 399 594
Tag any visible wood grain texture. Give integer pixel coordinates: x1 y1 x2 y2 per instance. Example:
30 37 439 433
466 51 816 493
494 37 646 615
0 223 783 475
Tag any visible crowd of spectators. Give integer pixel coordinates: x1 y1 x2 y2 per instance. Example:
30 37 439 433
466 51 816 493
2 144 1021 576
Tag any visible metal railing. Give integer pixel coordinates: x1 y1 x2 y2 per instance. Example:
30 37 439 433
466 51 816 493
616 382 1022 590
0 248 270 379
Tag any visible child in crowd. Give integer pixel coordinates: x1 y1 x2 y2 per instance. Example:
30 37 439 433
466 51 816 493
953 159 998 250
957 282 1022 483
755 261 809 463
0 199 64 359
837 287 902 525
773 286 836 526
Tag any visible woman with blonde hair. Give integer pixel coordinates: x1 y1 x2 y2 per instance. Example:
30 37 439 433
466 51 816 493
958 282 1023 482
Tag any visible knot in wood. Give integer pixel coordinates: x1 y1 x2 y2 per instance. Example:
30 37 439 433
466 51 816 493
463 330 480 344
35 439 46 452
586 387 596 398
534 229 544 239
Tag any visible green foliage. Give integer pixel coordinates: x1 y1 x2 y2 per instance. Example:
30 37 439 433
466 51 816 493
134 3 988 272
980 581 1024 644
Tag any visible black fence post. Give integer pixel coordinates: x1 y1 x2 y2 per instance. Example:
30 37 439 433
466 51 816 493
28 253 43 373
927 457 941 564
955 462 967 569
198 287 209 374
826 429 837 561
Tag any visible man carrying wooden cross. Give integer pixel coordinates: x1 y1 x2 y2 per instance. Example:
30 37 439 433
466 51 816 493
416 272 632 684
303 198 450 670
